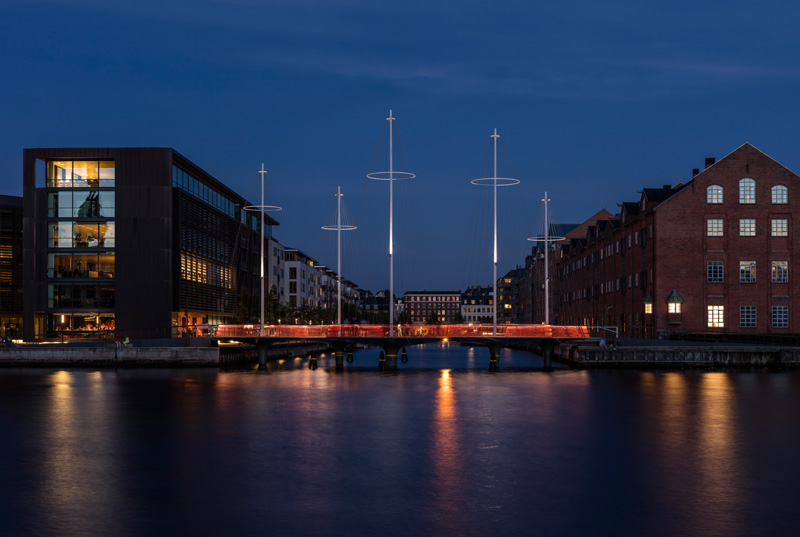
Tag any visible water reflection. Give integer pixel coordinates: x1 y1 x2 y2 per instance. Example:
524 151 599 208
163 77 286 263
429 369 463 534
2 354 800 537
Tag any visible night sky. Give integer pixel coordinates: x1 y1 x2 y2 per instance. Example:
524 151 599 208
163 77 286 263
2 1 799 293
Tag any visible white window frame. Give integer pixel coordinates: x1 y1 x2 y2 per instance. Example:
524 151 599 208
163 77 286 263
772 185 788 204
771 219 788 237
772 305 789 328
739 305 757 328
707 185 723 204
707 219 724 237
739 218 756 237
739 178 756 204
707 305 724 328
772 261 788 283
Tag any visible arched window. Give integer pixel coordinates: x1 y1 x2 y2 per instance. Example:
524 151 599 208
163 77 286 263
739 178 755 204
772 185 788 204
707 185 723 204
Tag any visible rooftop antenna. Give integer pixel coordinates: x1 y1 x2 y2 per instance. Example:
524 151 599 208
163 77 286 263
527 192 564 324
367 110 415 337
471 129 519 336
322 186 357 326
243 163 282 336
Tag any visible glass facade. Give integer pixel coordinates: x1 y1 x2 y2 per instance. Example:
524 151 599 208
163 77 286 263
45 160 115 336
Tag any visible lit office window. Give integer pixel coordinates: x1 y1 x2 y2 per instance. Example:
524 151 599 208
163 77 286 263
739 219 756 237
772 261 788 283
707 219 724 237
771 219 788 237
707 305 724 327
739 261 756 283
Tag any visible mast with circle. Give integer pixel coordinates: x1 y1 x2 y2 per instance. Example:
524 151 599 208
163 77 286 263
322 186 357 325
367 110 415 336
470 129 519 336
243 163 282 336
527 192 564 324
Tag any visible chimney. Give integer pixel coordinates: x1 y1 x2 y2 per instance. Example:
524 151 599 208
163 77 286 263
663 184 671 189
705 157 715 169
692 168 700 177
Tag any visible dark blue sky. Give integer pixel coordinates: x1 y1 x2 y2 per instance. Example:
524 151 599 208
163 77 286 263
2 1 799 293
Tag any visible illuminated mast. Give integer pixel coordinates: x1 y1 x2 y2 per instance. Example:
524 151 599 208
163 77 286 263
367 110 415 336
471 129 519 336
322 186 357 325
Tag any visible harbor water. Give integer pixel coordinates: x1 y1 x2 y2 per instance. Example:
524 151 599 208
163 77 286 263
1 342 799 536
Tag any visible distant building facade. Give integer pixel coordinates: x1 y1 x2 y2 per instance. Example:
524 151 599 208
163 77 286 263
460 285 493 323
497 268 523 324
403 291 461 324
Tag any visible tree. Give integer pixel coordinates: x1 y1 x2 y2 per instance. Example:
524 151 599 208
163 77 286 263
454 312 465 324
397 311 410 324
426 312 439 325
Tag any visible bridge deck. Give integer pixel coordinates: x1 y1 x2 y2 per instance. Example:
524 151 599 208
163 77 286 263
214 324 589 339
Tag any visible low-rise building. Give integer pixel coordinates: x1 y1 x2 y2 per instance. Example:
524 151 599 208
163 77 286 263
403 291 461 324
460 286 493 323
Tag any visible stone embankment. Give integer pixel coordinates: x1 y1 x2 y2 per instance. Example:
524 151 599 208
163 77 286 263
0 342 331 367
557 344 800 369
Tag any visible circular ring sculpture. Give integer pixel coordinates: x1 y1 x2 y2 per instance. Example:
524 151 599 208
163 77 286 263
527 234 565 242
366 171 416 181
321 224 358 231
243 204 283 212
471 177 520 186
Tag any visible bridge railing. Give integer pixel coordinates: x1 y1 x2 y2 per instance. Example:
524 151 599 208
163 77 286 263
214 324 589 339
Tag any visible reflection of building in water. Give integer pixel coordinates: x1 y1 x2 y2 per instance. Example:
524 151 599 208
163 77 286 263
23 149 281 340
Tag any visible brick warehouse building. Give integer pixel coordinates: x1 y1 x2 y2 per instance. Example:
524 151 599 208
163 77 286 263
23 148 280 340
527 143 800 337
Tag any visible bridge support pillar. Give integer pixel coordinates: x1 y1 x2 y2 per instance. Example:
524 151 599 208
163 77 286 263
488 343 501 372
381 343 400 371
331 341 348 371
256 341 269 370
540 339 557 372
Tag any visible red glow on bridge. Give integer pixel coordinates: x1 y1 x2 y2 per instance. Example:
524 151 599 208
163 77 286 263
215 324 590 339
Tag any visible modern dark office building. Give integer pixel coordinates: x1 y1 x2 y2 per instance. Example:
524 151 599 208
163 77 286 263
23 148 279 341
0 195 23 339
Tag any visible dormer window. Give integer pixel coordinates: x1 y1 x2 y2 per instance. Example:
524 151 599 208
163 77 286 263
707 185 723 204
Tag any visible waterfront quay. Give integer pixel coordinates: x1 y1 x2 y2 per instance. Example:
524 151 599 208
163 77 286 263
557 342 800 369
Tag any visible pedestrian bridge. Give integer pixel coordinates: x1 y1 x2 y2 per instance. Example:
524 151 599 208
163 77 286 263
214 324 592 371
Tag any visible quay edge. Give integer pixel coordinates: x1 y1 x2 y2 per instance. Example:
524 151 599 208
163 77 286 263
556 344 800 369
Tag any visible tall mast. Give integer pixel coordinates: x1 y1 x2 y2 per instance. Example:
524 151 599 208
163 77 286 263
367 110 414 336
544 192 550 325
258 163 267 336
492 129 499 336
336 186 342 325
470 129 519 336
388 110 395 335
527 192 563 326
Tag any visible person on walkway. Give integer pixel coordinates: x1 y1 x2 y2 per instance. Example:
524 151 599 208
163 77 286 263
114 335 121 348
599 338 607 348
123 336 130 348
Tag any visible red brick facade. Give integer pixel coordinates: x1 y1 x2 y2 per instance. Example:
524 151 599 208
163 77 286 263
528 144 800 337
